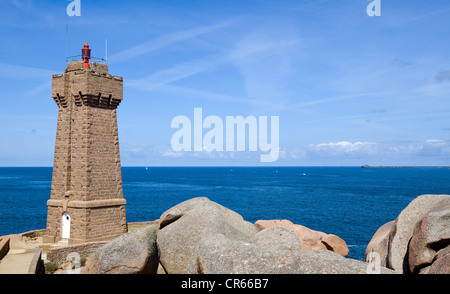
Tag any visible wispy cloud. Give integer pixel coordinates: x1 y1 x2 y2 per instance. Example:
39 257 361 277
228 20 302 113
391 58 415 68
290 92 379 109
414 80 450 98
435 69 450 83
10 0 34 11
109 20 233 63
394 5 450 24
155 84 248 105
126 16 303 114
127 54 225 91
0 63 55 80
0 63 53 99
22 81 51 97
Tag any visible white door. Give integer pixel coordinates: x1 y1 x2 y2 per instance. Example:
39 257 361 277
62 212 71 239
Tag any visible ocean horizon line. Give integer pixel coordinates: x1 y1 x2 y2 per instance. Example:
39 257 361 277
0 165 449 168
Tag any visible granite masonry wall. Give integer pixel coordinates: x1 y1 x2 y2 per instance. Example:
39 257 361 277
44 61 127 244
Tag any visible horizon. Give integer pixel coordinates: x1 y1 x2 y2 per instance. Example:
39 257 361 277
1 165 449 168
1 0 450 167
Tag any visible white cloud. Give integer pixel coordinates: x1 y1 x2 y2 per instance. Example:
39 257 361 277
418 139 450 157
282 139 450 165
289 148 307 159
161 149 184 158
307 141 378 157
129 139 450 166
121 143 159 161
278 147 288 160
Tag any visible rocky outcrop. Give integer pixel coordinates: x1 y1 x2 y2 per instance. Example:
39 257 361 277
250 227 303 251
322 234 349 257
427 246 450 274
406 198 450 274
82 196 404 274
254 219 349 256
197 234 393 274
365 194 450 274
157 197 258 274
81 224 159 274
365 220 395 267
387 195 448 273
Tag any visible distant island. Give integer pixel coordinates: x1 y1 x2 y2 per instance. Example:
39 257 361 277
361 165 450 169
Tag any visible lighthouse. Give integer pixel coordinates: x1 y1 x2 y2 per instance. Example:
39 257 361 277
43 43 127 244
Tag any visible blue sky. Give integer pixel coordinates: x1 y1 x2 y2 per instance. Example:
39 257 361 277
0 0 450 166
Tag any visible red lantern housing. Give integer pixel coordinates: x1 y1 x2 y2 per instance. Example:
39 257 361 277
81 42 91 69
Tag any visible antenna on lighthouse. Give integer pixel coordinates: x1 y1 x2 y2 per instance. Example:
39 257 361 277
105 39 108 64
66 25 69 60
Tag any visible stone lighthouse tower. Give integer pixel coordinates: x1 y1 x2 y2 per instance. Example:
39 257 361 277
44 43 127 244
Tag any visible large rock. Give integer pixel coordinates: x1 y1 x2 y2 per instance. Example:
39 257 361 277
365 221 395 267
322 234 349 257
197 234 395 274
254 219 348 256
250 226 303 251
386 194 449 273
427 246 450 274
157 197 258 274
81 225 159 274
407 198 450 273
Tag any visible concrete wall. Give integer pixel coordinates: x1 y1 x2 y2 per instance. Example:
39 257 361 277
46 241 107 264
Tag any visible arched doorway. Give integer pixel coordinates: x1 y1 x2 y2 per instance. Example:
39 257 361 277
62 212 71 239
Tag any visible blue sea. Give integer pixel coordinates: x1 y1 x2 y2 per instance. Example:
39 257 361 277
1 166 449 261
